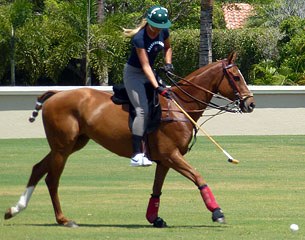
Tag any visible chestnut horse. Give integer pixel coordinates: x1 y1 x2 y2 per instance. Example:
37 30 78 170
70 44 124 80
4 53 255 227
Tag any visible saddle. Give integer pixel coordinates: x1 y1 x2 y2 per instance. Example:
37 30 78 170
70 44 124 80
111 84 162 134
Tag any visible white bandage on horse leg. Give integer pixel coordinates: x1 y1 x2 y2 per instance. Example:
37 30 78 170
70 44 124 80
10 186 35 216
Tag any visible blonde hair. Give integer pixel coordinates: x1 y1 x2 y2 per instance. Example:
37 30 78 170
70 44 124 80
123 19 147 38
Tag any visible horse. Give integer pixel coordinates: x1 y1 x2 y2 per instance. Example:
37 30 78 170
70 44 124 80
4 52 255 228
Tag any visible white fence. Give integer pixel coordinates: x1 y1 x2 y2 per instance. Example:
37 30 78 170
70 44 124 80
0 86 305 139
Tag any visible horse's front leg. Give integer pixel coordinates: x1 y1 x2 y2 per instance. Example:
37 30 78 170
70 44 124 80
146 163 169 228
168 149 225 224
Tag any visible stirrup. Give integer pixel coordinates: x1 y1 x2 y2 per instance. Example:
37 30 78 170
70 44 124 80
130 153 152 167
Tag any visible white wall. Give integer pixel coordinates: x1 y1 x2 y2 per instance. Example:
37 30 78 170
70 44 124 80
201 86 305 135
0 86 304 138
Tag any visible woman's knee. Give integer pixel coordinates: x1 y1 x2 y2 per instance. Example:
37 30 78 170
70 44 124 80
135 106 149 118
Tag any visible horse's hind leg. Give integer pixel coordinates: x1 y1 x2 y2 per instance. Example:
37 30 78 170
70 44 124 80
4 133 88 225
44 150 76 226
46 135 89 227
4 153 51 220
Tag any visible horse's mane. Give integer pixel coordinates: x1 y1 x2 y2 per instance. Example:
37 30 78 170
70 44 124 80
183 60 222 82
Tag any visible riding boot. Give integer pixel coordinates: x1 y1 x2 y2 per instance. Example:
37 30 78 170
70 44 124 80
130 135 152 167
132 135 143 155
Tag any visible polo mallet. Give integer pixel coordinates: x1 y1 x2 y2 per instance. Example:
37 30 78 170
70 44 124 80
171 99 239 164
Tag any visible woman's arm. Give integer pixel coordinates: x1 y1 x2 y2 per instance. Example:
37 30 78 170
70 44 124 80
164 38 172 64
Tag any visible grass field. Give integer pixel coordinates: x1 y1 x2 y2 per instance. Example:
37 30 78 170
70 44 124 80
0 136 304 240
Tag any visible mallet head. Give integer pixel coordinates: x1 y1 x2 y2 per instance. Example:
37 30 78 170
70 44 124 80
228 159 239 164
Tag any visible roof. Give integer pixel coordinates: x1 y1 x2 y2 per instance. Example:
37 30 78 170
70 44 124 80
222 3 254 29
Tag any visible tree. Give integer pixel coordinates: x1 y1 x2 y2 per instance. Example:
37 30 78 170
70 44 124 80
0 4 11 85
97 0 105 24
248 0 305 28
85 0 92 85
9 0 33 85
199 0 213 67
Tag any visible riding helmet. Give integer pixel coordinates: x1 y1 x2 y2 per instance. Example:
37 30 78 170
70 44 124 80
146 6 171 29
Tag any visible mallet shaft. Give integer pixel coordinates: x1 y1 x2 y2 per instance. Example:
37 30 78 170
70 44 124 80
171 99 239 164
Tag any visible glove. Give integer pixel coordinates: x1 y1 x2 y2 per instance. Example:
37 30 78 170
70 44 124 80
163 63 174 73
157 86 171 99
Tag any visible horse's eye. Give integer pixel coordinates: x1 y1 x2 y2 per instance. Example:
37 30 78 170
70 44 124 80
233 76 240 81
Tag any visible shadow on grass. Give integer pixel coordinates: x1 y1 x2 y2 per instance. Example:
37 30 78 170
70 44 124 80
80 223 226 229
4 222 228 229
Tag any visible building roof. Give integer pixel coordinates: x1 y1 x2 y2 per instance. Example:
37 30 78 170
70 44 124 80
222 3 254 29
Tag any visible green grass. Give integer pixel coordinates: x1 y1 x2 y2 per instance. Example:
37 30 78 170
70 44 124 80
1 136 305 240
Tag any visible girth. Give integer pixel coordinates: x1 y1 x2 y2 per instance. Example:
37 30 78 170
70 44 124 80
161 107 189 123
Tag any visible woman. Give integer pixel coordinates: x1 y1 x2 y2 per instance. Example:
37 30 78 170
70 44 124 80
123 5 173 167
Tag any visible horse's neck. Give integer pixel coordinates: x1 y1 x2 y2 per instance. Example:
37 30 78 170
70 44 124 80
171 62 222 121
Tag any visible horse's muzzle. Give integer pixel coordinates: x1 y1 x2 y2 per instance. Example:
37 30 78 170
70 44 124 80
240 97 255 113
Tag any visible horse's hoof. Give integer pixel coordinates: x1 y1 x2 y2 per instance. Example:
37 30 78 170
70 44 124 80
4 208 13 220
63 220 79 228
212 208 226 224
153 217 167 228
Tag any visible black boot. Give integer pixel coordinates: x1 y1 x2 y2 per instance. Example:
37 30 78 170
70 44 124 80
132 134 143 155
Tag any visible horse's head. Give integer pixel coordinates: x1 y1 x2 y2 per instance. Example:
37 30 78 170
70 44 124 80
217 52 255 113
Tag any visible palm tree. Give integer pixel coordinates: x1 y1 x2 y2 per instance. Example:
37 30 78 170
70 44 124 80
199 0 213 67
97 0 105 24
9 0 33 85
86 0 105 85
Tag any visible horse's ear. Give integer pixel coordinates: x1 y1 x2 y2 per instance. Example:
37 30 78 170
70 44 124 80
227 51 237 64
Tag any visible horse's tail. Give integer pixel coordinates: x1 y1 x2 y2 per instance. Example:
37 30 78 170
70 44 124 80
29 90 58 123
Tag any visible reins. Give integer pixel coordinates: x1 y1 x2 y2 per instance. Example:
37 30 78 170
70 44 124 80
158 64 242 152
162 70 241 114
158 60 253 151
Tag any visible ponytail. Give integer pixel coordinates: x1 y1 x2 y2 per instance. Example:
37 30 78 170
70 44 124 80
123 19 147 38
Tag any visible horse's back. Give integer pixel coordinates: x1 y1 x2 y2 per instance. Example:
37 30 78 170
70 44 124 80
42 88 100 119
44 87 110 105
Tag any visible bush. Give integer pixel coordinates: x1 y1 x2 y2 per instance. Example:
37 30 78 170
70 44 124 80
251 60 296 85
253 16 305 85
153 27 281 85
278 17 305 84
170 29 200 77
151 27 281 85
213 27 281 83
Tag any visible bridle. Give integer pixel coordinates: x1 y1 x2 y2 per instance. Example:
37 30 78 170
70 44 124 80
222 61 254 105
162 60 252 114
159 60 254 152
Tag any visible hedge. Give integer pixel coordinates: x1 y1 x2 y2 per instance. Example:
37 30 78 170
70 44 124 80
106 27 281 85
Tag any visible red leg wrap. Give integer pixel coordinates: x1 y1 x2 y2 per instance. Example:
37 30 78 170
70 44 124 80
199 184 220 212
146 196 160 223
